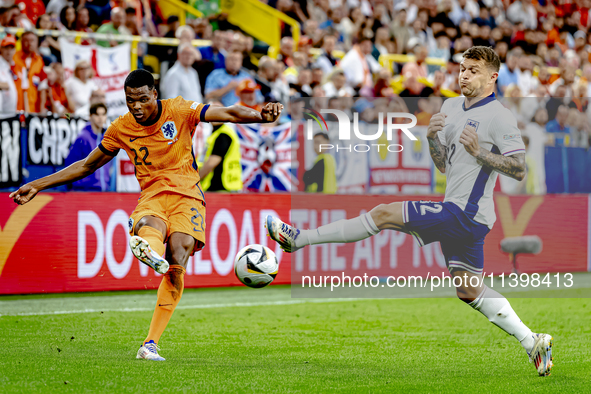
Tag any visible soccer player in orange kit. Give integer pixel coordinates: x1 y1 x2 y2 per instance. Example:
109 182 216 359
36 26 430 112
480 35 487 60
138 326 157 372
10 69 283 360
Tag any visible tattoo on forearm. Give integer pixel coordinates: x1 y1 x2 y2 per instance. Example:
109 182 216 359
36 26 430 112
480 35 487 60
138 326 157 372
476 150 525 181
428 136 447 173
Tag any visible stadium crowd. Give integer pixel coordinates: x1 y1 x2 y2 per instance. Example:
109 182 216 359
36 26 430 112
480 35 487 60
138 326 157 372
0 0 590 194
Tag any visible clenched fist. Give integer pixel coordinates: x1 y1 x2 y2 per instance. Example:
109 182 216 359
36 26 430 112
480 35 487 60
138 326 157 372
427 112 447 139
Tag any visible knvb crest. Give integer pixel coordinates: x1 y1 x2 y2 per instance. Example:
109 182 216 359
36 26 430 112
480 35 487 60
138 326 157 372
161 121 178 140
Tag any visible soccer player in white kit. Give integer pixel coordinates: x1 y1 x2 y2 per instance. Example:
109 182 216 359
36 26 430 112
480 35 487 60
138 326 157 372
266 46 554 376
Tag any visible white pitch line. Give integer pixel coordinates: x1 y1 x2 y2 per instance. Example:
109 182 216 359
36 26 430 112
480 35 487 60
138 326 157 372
0 298 363 317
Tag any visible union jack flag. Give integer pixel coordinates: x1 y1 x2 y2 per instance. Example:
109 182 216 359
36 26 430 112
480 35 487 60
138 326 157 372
236 122 295 192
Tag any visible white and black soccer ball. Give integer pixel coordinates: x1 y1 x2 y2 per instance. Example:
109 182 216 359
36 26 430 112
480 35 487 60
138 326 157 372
234 244 279 288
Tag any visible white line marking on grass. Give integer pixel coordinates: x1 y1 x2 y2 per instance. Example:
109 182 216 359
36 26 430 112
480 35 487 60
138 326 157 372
0 298 363 317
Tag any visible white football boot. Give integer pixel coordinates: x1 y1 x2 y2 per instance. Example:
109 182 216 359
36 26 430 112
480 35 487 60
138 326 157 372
129 236 169 274
528 333 553 376
137 340 165 361
265 215 301 253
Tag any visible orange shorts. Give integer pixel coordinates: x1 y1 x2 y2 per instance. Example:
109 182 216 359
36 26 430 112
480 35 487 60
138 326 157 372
128 192 206 254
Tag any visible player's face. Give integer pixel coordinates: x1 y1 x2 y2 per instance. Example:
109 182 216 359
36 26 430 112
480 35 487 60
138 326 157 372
459 58 496 97
126 86 158 123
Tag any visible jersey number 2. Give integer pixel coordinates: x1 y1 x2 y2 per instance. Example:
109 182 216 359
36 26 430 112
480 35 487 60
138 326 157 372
130 147 152 166
420 204 442 216
447 143 456 165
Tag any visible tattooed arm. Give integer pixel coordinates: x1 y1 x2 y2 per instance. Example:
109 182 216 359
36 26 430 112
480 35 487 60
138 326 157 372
475 150 526 181
427 112 448 173
428 135 447 174
459 126 526 181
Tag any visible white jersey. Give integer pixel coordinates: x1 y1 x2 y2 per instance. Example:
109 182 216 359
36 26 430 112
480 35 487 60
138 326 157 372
437 94 525 228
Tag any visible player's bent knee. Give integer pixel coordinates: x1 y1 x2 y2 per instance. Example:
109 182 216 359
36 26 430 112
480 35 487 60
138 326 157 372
168 233 195 267
135 216 167 237
370 202 404 231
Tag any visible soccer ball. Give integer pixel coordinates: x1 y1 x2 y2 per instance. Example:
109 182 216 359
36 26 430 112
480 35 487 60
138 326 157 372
234 244 279 288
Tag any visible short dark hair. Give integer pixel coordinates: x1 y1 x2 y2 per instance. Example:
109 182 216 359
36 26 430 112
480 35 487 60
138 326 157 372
90 102 107 115
314 132 330 141
462 46 501 72
124 69 155 91
125 7 135 15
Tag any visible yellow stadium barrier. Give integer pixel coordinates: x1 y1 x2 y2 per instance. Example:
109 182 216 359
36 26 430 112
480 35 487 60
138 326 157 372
159 0 203 27
221 0 300 57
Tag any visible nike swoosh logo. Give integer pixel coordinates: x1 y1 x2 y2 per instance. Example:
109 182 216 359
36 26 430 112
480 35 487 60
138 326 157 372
130 135 150 142
158 304 172 307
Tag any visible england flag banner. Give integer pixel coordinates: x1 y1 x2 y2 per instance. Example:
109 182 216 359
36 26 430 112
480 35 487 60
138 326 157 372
236 122 294 192
59 39 130 116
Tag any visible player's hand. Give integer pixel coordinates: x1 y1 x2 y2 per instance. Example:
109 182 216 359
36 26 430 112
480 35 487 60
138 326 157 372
261 102 284 123
459 126 481 157
9 183 39 205
427 112 446 139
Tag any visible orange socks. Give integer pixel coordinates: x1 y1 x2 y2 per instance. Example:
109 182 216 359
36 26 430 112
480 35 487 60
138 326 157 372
138 226 165 257
144 265 186 345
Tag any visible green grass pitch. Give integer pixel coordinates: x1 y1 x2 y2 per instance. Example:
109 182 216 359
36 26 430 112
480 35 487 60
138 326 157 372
1 285 590 393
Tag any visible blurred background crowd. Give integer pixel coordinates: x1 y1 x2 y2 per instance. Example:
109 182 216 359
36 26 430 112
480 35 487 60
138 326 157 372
0 0 590 195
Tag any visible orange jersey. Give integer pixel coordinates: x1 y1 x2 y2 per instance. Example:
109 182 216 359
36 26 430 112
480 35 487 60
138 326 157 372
13 50 47 112
99 96 208 202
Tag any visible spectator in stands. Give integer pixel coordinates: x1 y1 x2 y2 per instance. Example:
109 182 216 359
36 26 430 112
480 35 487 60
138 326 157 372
96 7 127 47
15 0 46 25
74 7 95 45
546 105 571 146
64 103 113 191
278 37 294 67
65 60 98 116
303 132 337 194
199 29 225 70
236 79 262 111
1 5 34 29
390 8 410 53
45 0 68 16
315 35 338 76
13 31 47 113
400 45 429 97
374 68 395 97
523 107 548 193
291 68 313 97
506 0 537 30
255 57 289 104
59 6 76 30
205 51 254 106
340 28 380 91
37 13 60 64
497 50 520 95
0 35 17 114
162 43 203 103
45 62 69 115
198 101 243 193
550 64 576 96
323 67 355 97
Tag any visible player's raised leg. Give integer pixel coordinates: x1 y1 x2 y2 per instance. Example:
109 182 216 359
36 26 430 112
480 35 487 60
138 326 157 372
453 268 553 376
265 202 406 252
130 216 169 274
137 232 194 361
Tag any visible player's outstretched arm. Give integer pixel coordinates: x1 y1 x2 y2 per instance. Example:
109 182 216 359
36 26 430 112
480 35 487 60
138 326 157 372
204 102 284 124
427 112 447 174
9 147 114 205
